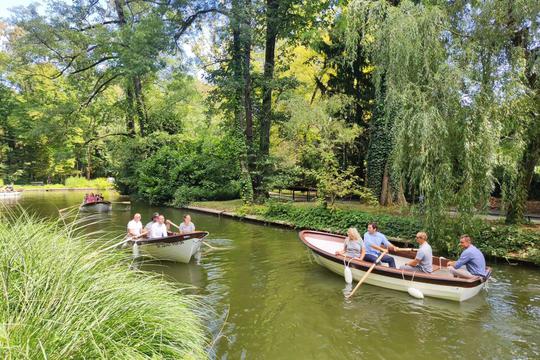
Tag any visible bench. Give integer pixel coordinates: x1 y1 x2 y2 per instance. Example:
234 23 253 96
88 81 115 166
30 181 44 186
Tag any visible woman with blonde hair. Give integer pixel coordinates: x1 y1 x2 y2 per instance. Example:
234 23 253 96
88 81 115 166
336 227 365 260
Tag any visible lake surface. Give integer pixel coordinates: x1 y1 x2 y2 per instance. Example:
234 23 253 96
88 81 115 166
5 190 540 359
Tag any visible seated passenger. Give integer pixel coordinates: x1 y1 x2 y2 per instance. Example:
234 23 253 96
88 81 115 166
336 227 365 260
145 212 160 234
178 214 195 233
447 235 487 279
363 222 397 268
149 215 168 238
400 232 432 273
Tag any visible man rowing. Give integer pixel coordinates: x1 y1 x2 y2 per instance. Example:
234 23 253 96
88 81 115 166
447 235 487 279
400 232 432 273
127 213 146 239
363 222 397 268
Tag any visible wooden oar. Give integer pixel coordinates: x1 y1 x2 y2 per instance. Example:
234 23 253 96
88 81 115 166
394 247 416 252
346 250 388 299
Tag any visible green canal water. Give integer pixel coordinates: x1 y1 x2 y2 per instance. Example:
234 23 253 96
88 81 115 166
6 190 540 359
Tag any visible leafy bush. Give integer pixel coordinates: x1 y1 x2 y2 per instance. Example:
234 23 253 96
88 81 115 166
0 213 207 358
173 183 240 207
132 133 241 205
64 176 112 189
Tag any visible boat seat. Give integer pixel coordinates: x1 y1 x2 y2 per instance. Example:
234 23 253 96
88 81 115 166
431 265 441 272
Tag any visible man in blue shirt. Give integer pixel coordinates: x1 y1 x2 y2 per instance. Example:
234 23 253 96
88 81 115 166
363 222 397 268
447 235 487 278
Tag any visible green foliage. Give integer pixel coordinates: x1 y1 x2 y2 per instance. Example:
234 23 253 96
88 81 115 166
64 176 112 190
123 134 241 205
0 212 206 358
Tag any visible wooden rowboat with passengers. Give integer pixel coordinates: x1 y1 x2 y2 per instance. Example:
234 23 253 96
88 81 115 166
128 231 209 263
299 230 491 302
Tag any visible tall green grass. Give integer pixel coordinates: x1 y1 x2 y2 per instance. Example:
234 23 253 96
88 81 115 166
0 212 207 358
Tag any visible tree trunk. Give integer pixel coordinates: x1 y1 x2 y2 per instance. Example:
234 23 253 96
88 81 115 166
231 0 254 203
380 162 394 206
506 125 540 223
114 0 142 136
505 14 539 224
133 76 147 136
255 0 279 202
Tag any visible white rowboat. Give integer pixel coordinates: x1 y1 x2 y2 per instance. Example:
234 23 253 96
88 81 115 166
299 230 491 302
0 191 21 198
130 231 209 263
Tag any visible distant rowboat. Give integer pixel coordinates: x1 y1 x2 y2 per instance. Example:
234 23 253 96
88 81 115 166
129 231 209 263
79 201 112 212
299 230 491 302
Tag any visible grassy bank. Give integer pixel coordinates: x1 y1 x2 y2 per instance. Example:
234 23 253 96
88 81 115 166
191 200 540 265
0 212 207 358
11 177 113 191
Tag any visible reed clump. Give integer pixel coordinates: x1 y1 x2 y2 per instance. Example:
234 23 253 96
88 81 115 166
0 212 207 359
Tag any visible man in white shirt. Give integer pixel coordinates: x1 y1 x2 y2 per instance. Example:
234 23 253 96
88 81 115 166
127 213 146 238
145 212 160 234
150 215 169 238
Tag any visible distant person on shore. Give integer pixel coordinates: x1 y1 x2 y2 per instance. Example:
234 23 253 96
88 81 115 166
145 212 160 234
363 222 397 268
447 235 487 279
127 213 146 238
400 232 433 273
336 227 365 260
150 215 169 238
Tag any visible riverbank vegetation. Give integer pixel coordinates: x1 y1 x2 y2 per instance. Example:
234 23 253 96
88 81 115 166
0 2 538 242
0 213 207 358
12 176 113 190
189 200 540 264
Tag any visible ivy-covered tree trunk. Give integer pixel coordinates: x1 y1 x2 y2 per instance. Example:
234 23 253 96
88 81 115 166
366 108 395 205
231 0 254 203
255 0 279 202
505 11 539 224
133 76 147 137
506 124 540 223
114 0 146 137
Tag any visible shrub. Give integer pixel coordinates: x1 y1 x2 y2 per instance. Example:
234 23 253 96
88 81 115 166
64 176 112 190
172 183 240 207
0 212 207 358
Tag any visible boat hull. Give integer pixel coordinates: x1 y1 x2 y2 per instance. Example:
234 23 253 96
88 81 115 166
300 230 490 302
133 231 208 263
0 191 21 198
310 251 485 302
80 201 112 212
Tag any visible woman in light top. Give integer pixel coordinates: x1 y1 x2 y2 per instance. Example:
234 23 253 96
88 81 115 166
335 227 365 260
178 214 195 233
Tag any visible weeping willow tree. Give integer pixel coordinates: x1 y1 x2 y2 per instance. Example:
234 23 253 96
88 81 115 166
345 0 500 248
